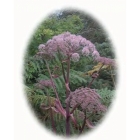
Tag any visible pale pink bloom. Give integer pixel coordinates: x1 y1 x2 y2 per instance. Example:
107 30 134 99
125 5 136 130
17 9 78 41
46 39 52 44
81 103 88 110
92 50 100 58
85 40 91 46
80 38 87 45
37 32 100 61
63 31 71 37
88 43 95 52
82 47 90 56
71 53 80 62
96 57 115 66
65 87 106 112
52 35 58 40
38 44 45 50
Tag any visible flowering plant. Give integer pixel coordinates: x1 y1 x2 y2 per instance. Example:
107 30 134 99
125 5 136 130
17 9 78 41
35 32 115 136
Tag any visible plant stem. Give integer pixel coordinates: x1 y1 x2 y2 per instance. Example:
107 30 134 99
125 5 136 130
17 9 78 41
66 56 70 84
57 50 67 82
66 57 71 136
79 110 87 134
45 60 63 109
70 104 80 114
47 94 56 133
50 107 56 133
61 62 67 82
66 105 70 136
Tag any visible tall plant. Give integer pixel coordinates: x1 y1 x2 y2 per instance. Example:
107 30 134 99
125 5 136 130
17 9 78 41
35 32 115 136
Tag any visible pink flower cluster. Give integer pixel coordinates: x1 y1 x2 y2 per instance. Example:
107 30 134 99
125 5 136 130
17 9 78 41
37 32 99 62
92 50 100 58
71 53 80 62
95 56 115 66
65 87 106 113
82 47 90 56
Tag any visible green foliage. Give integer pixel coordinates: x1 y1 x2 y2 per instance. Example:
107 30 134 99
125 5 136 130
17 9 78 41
71 55 93 72
69 69 87 90
97 88 115 107
95 42 115 58
27 14 84 56
24 56 45 84
84 62 116 90
23 10 116 135
59 10 108 43
24 54 61 85
93 79 113 90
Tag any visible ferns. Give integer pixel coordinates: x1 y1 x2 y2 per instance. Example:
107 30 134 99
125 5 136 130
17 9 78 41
29 95 55 107
53 75 65 93
97 88 115 107
69 69 87 90
24 56 46 84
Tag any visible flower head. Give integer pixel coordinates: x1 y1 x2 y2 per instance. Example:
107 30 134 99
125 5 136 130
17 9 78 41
37 32 99 61
88 43 95 52
38 44 45 51
65 87 106 113
71 53 80 62
96 56 115 66
92 50 100 59
82 47 90 56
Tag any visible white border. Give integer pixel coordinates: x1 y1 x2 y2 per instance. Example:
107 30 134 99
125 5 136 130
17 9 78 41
14 0 126 140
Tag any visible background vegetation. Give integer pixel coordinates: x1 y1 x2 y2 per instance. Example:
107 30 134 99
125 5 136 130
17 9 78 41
24 10 116 135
